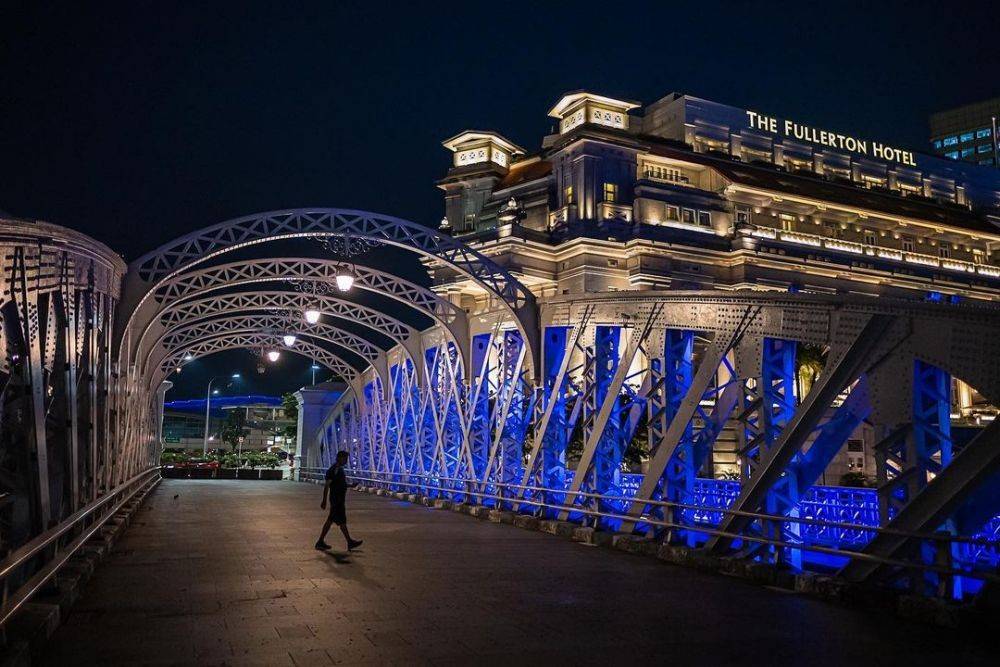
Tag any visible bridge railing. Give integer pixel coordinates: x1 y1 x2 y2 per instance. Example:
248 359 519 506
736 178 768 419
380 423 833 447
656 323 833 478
302 467 1000 595
0 468 161 627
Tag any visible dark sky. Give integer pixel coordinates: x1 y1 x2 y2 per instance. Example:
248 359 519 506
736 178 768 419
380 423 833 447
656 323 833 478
2 1 997 397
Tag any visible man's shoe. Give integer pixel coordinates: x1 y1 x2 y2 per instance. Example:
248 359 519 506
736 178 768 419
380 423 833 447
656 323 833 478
347 539 363 551
314 541 332 550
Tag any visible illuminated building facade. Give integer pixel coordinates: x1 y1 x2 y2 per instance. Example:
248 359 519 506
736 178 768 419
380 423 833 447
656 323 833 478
929 97 1000 167
433 91 1000 479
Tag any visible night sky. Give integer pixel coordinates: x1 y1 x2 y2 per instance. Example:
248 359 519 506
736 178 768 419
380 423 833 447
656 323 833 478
2 1 997 398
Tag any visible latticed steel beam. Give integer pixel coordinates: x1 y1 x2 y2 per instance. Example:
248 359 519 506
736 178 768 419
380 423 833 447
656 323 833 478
158 333 358 382
705 314 897 553
118 208 539 376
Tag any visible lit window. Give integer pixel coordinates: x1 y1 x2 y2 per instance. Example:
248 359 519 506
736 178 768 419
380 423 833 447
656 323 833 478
901 236 914 252
682 208 695 224
464 214 476 227
780 214 795 232
564 185 574 204
938 246 951 259
973 249 984 264
932 140 942 149
961 148 975 158
603 182 618 203
735 207 751 224
864 230 878 246
981 159 996 166
960 132 974 143
978 144 992 153
944 151 959 160
665 205 679 221
943 136 958 146
698 211 711 227
976 128 992 139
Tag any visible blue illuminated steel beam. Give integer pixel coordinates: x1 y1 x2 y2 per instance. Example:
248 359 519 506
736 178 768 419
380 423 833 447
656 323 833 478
705 314 897 553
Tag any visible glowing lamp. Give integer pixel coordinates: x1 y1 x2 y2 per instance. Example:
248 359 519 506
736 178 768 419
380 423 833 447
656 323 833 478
267 349 281 363
304 308 321 324
282 334 297 347
335 265 355 292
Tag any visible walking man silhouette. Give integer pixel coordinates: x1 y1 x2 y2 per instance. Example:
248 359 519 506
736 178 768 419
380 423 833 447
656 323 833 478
316 450 363 551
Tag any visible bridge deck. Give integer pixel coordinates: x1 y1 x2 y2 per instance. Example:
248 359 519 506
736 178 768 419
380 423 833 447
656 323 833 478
42 480 989 666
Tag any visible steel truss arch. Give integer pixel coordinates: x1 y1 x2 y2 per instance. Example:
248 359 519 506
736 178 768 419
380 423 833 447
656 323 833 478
133 257 470 372
144 314 382 381
156 291 415 343
155 333 358 386
119 208 538 374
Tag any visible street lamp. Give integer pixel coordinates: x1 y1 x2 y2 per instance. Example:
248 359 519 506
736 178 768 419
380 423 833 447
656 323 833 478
303 307 321 324
266 349 281 362
282 333 297 347
203 373 241 456
335 264 355 292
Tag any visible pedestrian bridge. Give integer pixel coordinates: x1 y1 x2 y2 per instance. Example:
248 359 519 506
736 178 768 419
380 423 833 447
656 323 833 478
2 209 1000 660
36 479 991 665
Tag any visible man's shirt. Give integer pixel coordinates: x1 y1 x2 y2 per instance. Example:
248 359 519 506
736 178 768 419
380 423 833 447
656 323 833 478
325 463 348 505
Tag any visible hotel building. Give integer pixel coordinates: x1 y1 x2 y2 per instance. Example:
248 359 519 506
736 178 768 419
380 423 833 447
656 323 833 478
430 91 1000 479
929 96 1000 167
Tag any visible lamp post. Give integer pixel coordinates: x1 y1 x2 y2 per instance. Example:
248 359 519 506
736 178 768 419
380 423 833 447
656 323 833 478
311 363 320 385
203 373 241 456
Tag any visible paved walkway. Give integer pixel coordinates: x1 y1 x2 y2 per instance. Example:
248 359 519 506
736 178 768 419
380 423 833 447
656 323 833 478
41 479 990 666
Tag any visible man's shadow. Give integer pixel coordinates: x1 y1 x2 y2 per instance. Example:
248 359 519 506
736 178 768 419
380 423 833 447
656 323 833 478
325 552 352 564
321 550 381 590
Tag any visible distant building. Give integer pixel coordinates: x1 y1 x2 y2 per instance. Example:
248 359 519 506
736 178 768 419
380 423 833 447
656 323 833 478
929 97 1000 166
162 395 295 451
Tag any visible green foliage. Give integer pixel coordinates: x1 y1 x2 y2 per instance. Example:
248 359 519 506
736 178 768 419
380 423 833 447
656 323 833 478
160 451 190 466
796 343 828 401
839 472 871 488
220 410 248 451
258 452 280 469
717 470 741 481
221 454 239 469
282 393 299 420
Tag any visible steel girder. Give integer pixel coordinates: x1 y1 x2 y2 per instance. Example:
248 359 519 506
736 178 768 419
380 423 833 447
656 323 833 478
0 218 127 555
132 258 471 373
117 208 539 377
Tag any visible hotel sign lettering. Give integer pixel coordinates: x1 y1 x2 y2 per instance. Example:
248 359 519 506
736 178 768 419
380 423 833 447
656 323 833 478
745 110 916 166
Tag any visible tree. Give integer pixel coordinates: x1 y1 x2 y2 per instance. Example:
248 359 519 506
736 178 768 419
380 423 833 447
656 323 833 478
281 393 298 446
796 343 827 402
220 410 248 452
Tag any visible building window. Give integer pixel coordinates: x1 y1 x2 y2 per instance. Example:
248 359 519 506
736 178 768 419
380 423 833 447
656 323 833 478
973 249 985 264
932 140 942 149
943 136 958 147
960 132 975 143
864 230 878 246
824 222 843 239
464 214 476 228
603 182 618 203
682 208 695 224
901 236 914 252
977 128 992 139
981 158 995 166
698 211 712 227
961 148 975 158
735 207 751 224
665 205 680 221
564 185 574 204
944 151 960 160
938 246 951 259
780 214 795 232
978 144 992 153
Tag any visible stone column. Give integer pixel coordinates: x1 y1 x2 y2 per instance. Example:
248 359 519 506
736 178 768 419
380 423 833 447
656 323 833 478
293 382 346 481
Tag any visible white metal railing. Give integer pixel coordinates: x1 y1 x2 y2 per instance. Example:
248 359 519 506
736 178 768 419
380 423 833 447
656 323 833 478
0 467 161 627
301 467 1000 590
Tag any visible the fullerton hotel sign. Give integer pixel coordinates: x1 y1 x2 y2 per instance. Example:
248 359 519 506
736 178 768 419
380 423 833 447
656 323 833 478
746 110 917 167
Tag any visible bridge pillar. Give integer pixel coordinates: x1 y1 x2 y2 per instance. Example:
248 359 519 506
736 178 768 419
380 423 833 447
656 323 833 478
294 382 347 480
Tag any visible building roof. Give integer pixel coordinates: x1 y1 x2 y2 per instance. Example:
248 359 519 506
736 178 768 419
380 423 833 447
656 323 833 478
497 158 552 189
441 130 525 155
548 91 641 118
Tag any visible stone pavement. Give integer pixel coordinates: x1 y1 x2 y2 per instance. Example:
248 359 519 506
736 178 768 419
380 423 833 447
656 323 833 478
40 479 991 666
